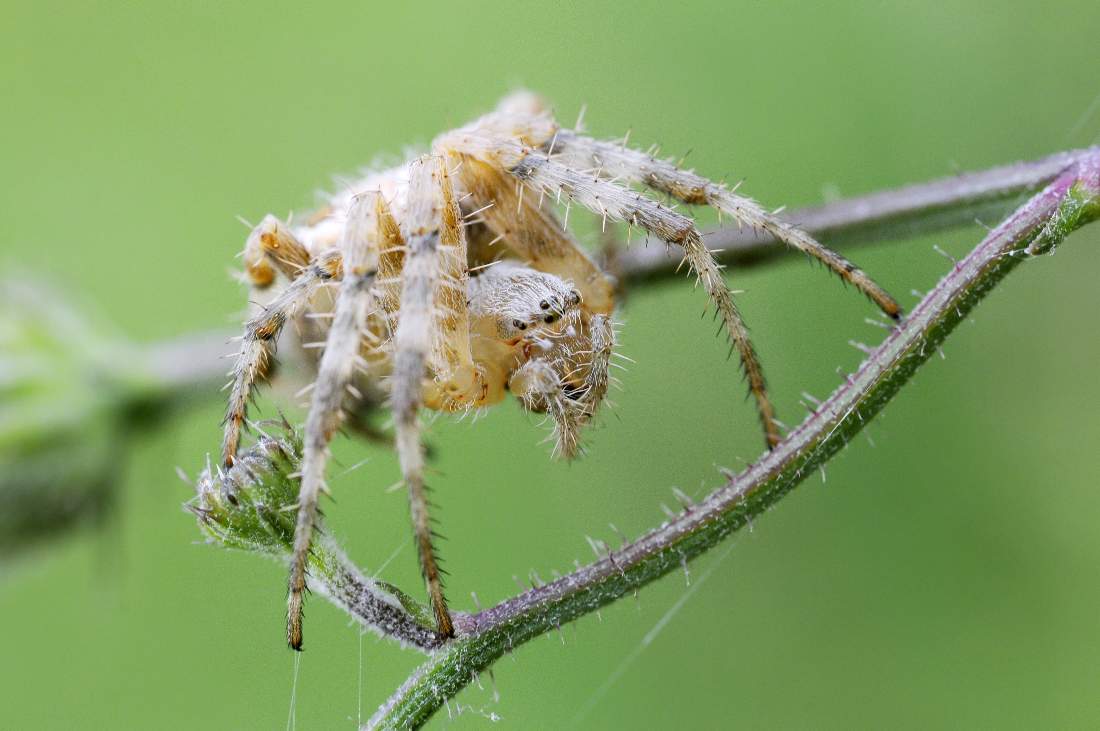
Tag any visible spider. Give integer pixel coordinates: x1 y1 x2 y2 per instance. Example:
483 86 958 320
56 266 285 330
219 91 901 650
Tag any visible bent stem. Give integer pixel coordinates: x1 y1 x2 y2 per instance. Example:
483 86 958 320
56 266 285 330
365 152 1100 729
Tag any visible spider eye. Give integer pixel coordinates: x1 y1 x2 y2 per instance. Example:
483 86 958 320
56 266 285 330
539 300 550 310
512 319 527 331
543 314 557 324
568 289 582 306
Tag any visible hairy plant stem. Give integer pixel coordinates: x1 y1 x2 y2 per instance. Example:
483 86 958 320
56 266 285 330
364 149 1100 729
310 541 446 652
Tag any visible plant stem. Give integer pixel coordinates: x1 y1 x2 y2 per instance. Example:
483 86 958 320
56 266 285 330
313 543 446 652
365 149 1100 730
143 328 235 395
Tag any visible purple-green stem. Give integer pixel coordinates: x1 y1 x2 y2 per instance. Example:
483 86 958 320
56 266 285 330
361 147 1100 729
162 148 1097 728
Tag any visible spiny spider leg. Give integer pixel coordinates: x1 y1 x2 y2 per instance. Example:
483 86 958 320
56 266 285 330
549 131 902 320
287 193 379 650
577 313 616 415
469 139 781 448
222 247 341 467
392 156 456 637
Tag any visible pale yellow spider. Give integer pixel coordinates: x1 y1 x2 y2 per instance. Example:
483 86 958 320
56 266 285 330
219 91 900 650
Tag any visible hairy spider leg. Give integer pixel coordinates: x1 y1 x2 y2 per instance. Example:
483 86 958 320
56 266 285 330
372 194 406 328
501 147 779 447
390 156 475 637
445 126 780 449
548 131 902 319
429 154 485 411
574 312 616 420
287 194 380 650
222 249 342 467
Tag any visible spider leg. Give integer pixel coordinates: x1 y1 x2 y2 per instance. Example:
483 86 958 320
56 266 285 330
450 155 615 315
221 248 341 467
431 154 485 410
549 131 902 319
463 140 780 448
286 194 379 650
391 156 460 637
242 215 313 287
576 313 615 416
372 193 405 326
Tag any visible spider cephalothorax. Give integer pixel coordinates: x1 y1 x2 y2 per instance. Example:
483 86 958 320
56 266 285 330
219 91 900 649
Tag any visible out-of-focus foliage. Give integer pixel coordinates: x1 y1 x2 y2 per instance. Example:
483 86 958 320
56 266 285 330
0 281 157 556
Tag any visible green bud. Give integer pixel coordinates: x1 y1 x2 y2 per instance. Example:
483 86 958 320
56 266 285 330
187 425 304 556
187 429 442 641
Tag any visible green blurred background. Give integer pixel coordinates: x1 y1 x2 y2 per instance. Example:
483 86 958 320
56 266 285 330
3 1 1100 728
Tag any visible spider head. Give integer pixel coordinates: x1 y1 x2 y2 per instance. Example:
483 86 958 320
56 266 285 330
467 262 617 458
516 286 582 330
470 262 582 344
